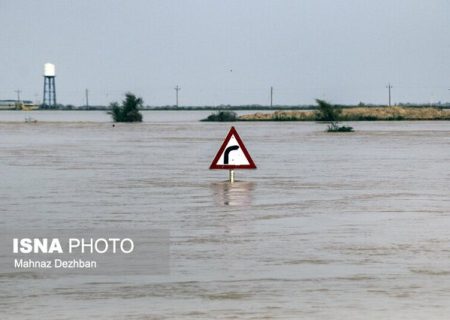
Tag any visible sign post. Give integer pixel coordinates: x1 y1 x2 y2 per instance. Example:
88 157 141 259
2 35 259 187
229 170 235 183
209 127 256 183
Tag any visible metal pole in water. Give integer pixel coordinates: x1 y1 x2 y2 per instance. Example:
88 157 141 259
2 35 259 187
229 170 235 183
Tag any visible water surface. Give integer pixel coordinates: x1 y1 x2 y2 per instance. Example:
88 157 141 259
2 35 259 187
1 115 449 319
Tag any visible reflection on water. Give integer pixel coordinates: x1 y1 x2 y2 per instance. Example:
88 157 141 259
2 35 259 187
210 181 255 206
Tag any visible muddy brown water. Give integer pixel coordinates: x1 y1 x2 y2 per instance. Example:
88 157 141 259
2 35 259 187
1 112 450 319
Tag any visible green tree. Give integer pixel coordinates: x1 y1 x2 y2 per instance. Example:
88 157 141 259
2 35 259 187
315 99 341 122
315 99 353 132
110 93 143 122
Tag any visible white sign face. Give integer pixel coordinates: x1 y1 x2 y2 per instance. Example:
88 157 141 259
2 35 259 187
215 135 250 166
209 127 256 170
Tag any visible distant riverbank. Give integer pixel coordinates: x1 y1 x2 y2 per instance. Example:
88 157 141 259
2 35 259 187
0 105 316 111
3 107 450 123
238 107 450 121
0 110 261 123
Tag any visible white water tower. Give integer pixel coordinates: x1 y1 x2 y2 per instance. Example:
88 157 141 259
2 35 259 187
42 63 56 108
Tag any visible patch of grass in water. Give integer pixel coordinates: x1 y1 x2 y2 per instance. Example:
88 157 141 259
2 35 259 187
327 125 354 132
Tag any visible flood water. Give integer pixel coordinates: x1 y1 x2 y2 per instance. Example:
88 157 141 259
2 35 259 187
1 111 450 319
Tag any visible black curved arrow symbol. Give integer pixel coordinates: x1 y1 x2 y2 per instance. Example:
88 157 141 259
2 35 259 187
224 145 239 164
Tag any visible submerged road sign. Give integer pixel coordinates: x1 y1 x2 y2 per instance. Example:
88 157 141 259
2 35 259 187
210 126 257 170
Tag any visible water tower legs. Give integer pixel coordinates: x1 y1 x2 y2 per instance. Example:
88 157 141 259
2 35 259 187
42 76 56 108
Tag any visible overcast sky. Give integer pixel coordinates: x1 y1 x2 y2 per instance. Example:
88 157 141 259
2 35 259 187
1 0 449 106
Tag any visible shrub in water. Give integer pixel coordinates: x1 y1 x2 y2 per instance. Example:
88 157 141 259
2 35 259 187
202 111 238 122
110 93 143 122
327 124 354 132
315 99 342 122
315 99 354 132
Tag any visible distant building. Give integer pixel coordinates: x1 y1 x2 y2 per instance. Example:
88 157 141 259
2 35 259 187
0 100 39 110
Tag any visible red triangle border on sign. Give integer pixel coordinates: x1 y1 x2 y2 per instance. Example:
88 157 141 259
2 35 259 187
209 126 257 170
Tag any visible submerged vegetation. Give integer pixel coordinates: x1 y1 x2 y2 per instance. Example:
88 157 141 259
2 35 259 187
315 99 354 132
202 110 238 122
326 124 354 132
110 93 143 122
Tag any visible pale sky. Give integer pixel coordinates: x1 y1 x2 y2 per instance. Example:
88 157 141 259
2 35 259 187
1 0 449 106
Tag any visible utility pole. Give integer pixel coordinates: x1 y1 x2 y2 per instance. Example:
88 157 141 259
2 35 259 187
85 89 89 109
15 89 21 102
386 83 393 107
175 85 181 107
270 86 273 107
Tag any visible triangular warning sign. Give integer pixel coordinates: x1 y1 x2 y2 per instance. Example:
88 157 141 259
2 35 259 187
209 126 257 170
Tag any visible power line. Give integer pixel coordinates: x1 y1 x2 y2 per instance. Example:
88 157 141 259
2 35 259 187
175 85 181 107
15 89 21 102
270 86 273 107
386 83 393 106
85 89 89 108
